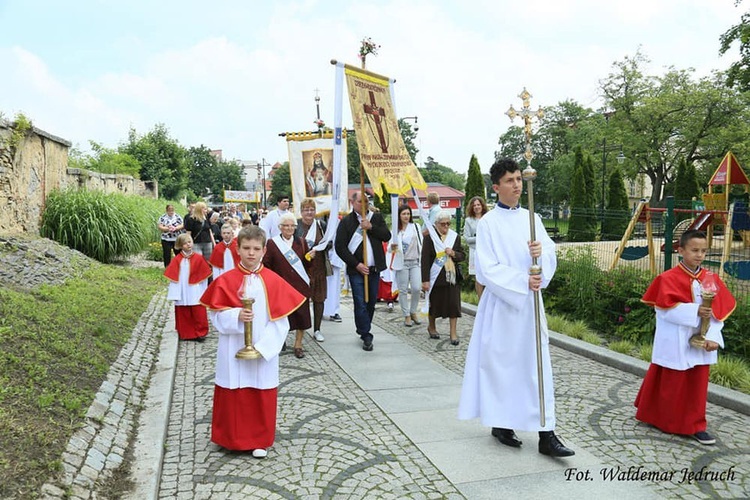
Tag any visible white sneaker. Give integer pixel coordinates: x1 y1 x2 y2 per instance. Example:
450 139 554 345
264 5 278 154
313 330 325 342
252 448 267 459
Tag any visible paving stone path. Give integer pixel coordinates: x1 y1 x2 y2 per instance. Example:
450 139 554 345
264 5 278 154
371 305 750 499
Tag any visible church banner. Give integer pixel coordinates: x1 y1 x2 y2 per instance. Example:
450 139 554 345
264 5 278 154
344 66 426 199
224 190 261 203
286 130 348 218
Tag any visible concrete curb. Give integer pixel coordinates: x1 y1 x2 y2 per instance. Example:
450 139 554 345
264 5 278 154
125 307 178 500
461 301 750 416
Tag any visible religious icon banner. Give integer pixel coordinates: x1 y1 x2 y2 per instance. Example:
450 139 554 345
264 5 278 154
345 66 426 199
286 131 348 218
224 190 261 203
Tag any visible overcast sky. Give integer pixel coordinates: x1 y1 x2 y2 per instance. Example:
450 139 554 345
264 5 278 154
0 0 744 175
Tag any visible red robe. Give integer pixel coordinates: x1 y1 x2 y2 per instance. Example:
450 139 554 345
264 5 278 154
201 264 306 320
641 263 736 321
635 264 736 435
164 252 212 284
164 252 212 340
208 239 240 269
201 264 306 451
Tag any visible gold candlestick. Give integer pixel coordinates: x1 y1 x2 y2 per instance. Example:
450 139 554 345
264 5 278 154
689 291 715 349
236 297 261 359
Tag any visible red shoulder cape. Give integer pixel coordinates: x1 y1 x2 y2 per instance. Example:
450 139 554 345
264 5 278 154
641 264 736 321
163 252 212 284
200 264 306 321
209 239 240 268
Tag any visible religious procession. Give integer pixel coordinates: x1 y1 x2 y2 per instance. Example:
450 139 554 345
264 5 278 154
140 41 748 500
5 11 750 499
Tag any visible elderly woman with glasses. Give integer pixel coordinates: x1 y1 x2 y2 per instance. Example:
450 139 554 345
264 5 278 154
262 213 312 359
421 210 465 345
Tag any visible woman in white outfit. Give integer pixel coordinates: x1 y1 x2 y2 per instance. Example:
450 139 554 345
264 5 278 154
392 204 423 327
463 196 488 299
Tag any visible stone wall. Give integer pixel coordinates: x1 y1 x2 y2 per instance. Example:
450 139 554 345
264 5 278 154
0 120 71 234
0 120 156 235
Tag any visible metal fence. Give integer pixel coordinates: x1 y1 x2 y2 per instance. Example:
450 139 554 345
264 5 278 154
542 199 750 302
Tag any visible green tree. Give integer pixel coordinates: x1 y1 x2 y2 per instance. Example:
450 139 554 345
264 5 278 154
185 145 218 199
463 154 485 210
71 141 141 178
346 132 361 184
670 158 702 221
213 159 245 200
184 146 245 203
269 162 291 207
600 50 750 203
601 167 630 240
120 124 188 200
720 2 750 91
420 156 465 190
568 147 597 241
397 118 419 163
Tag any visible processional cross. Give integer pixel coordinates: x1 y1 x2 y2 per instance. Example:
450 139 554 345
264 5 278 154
505 88 547 427
363 90 389 153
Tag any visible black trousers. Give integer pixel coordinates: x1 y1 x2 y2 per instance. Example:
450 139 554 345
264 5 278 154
161 239 179 268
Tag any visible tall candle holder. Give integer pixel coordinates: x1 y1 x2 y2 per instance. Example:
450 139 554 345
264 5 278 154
689 272 718 349
236 276 261 360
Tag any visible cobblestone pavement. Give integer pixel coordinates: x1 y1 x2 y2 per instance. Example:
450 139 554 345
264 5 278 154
371 302 750 499
158 302 462 499
42 292 749 499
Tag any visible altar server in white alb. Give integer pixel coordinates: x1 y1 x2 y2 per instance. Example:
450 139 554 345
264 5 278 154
458 157 574 457
201 226 305 458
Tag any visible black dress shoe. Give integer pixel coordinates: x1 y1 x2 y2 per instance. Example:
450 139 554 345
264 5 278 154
538 431 575 457
363 341 373 352
491 427 522 447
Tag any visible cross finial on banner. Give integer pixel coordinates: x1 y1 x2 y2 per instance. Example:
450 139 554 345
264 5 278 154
505 88 544 164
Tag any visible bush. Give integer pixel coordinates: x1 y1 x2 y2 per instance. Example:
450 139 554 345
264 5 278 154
546 246 605 324
41 189 164 263
609 339 636 355
546 246 655 344
145 241 162 262
638 343 653 362
710 356 750 392
722 293 750 359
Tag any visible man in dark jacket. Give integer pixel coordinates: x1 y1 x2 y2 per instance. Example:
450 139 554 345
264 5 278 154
335 192 391 351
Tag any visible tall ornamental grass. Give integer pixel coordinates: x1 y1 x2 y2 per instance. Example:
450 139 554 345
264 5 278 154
41 189 162 263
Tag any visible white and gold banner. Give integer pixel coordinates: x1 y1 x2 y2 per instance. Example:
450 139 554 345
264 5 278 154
286 130 348 218
344 66 426 199
224 190 261 203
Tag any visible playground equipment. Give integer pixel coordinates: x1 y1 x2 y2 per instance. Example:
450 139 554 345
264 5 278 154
612 152 750 280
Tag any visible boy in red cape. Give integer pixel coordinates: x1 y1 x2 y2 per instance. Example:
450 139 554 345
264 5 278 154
200 226 306 458
635 230 736 445
209 222 240 280
164 233 212 341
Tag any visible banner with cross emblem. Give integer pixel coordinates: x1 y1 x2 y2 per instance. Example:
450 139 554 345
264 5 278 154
345 66 426 199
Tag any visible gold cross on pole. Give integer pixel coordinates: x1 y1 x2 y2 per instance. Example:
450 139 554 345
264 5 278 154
505 88 544 164
505 87 547 428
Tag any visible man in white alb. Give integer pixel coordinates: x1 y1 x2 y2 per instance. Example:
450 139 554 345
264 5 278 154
458 157 574 458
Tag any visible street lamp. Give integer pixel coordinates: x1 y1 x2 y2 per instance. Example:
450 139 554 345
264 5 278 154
401 116 418 132
248 159 270 210
259 158 270 209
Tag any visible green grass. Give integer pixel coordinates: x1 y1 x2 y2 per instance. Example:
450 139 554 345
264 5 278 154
546 314 602 346
608 340 636 355
0 263 163 499
638 343 653 362
461 289 479 306
710 356 750 392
